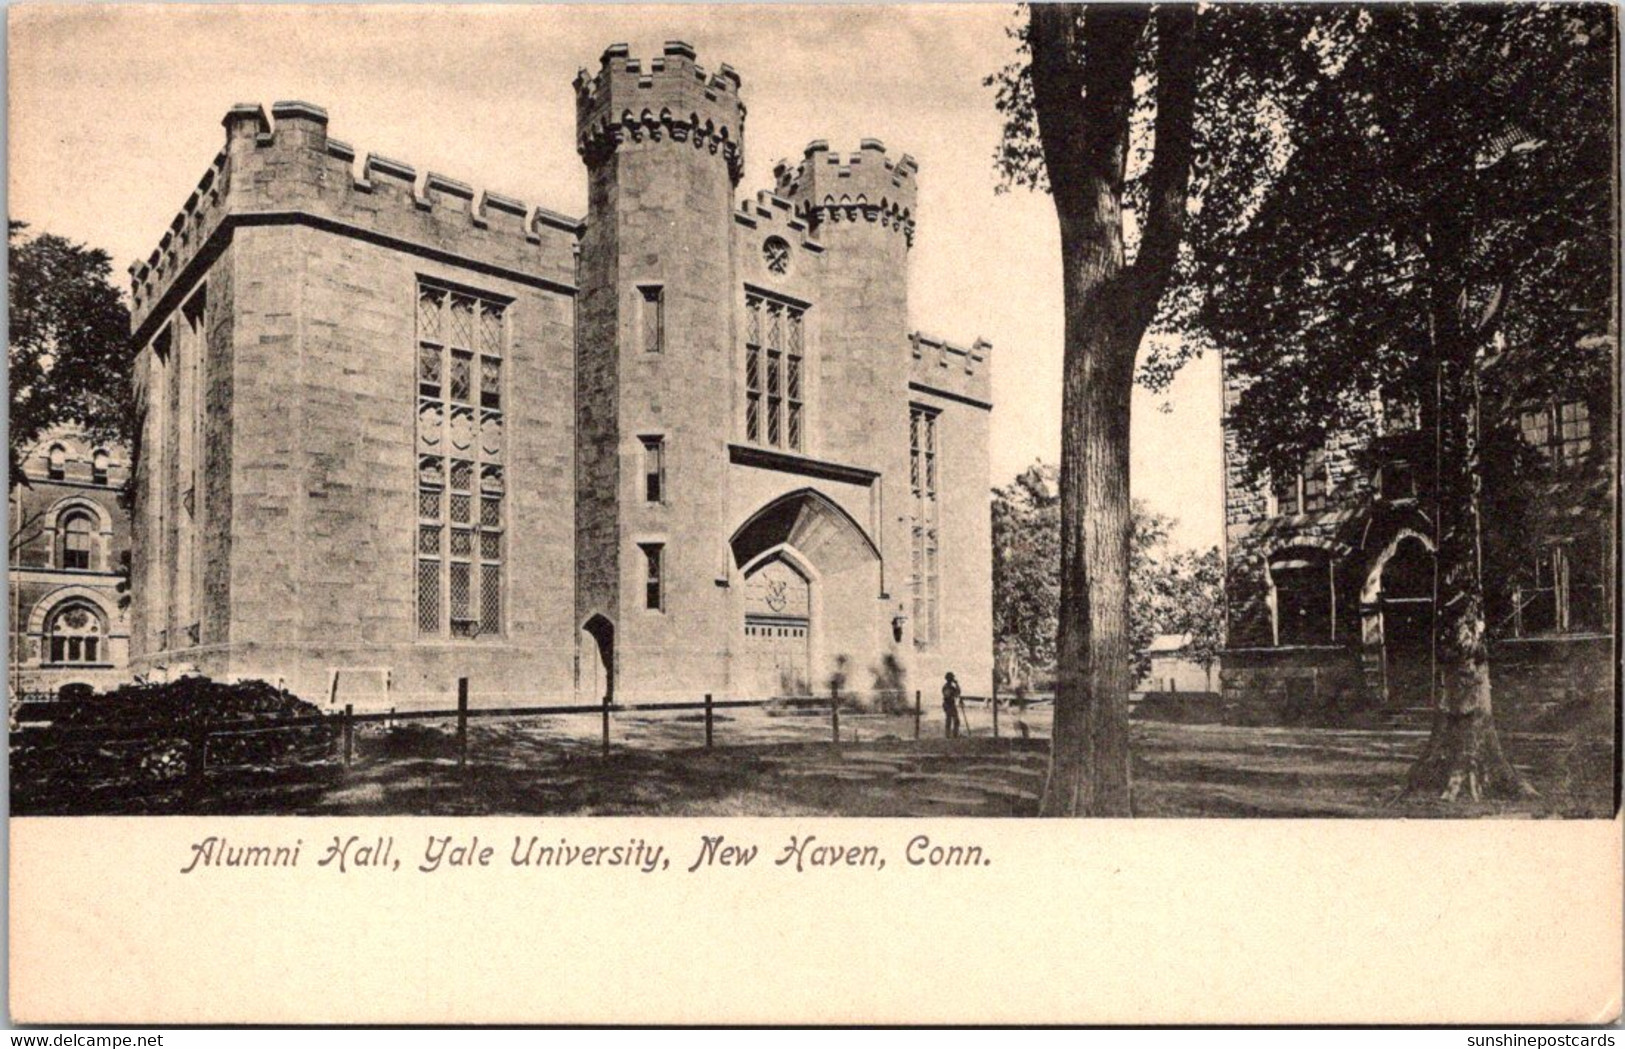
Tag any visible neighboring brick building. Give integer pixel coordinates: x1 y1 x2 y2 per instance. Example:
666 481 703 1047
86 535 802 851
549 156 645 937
126 42 993 709
1219 345 1615 722
8 431 132 696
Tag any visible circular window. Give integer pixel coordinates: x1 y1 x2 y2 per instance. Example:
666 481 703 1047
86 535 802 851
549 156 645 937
763 236 791 276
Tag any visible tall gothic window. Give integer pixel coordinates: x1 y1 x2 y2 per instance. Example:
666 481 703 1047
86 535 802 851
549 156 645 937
745 292 805 452
417 282 505 639
910 405 940 648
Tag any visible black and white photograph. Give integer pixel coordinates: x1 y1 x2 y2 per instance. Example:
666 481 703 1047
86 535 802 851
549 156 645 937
6 1 1620 1026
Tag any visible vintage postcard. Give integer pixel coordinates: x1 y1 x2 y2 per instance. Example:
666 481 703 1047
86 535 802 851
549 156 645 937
7 3 1621 1026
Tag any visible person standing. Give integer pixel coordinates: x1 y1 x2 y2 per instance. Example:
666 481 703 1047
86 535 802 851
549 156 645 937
942 672 962 739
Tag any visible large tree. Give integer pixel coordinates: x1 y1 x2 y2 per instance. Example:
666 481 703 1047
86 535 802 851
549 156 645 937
986 3 1203 816
1178 6 1614 799
8 222 133 482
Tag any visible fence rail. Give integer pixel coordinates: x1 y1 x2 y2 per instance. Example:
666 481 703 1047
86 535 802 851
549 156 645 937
11 680 1038 782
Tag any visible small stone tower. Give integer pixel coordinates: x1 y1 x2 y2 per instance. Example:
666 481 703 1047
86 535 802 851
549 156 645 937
774 142 920 642
574 42 747 699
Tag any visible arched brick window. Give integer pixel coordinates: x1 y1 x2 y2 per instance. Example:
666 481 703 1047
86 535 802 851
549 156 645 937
45 602 105 665
60 511 95 570
47 444 67 481
92 448 110 485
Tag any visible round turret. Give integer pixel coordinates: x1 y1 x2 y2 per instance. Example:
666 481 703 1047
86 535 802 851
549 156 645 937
574 41 747 186
774 139 918 247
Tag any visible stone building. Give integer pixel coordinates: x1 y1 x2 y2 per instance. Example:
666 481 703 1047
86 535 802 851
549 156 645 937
8 430 133 696
126 42 993 709
1219 344 1614 722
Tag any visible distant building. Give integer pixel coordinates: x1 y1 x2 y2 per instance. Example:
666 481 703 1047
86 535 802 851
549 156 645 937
1220 340 1614 720
1137 633 1215 695
124 42 994 708
8 430 132 696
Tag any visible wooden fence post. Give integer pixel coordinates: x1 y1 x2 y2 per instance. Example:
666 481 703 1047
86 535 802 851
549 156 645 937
831 688 840 744
913 689 922 741
343 704 354 766
190 724 209 784
601 694 611 757
993 681 1000 740
456 677 469 769
704 693 714 749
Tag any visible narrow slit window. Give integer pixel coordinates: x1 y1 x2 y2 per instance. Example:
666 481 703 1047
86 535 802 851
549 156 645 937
642 543 664 611
641 436 665 505
640 285 664 354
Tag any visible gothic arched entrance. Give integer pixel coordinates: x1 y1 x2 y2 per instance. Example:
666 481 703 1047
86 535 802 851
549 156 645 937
730 488 883 700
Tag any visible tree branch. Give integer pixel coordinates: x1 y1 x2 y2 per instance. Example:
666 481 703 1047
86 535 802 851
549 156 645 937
1129 3 1200 327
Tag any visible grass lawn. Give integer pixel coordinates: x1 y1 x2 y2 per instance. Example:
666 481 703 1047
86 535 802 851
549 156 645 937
16 708 1614 818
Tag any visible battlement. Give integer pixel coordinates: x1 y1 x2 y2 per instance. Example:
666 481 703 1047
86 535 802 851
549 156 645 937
774 140 918 246
733 188 823 255
129 101 582 336
909 331 993 407
574 41 747 185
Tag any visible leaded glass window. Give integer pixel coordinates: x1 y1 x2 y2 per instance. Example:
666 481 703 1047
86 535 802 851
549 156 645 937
417 281 505 639
744 291 807 452
909 405 940 648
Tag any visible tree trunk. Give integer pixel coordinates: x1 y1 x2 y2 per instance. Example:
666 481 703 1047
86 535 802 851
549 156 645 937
1029 4 1197 817
1042 255 1139 817
1404 245 1534 801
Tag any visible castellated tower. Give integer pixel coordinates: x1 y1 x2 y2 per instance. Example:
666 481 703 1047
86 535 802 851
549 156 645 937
574 42 747 700
774 141 918 643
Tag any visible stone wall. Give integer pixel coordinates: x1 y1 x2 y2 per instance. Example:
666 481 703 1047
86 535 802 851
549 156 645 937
129 101 578 707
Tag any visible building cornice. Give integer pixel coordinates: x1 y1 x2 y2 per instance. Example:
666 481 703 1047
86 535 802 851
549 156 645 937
132 210 578 347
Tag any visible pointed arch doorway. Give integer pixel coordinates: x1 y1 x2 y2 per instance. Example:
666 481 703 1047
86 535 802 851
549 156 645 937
581 614 614 703
730 488 882 700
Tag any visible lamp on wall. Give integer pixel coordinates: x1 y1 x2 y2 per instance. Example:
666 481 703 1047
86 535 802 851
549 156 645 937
892 613 907 644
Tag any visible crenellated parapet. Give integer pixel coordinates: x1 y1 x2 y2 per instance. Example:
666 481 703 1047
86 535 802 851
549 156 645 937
774 139 918 247
733 189 823 253
574 41 746 185
128 101 582 338
909 331 992 408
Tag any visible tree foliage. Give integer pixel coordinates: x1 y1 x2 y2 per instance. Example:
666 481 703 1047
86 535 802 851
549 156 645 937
1176 5 1615 484
1163 4 1613 799
8 221 133 481
993 462 1222 688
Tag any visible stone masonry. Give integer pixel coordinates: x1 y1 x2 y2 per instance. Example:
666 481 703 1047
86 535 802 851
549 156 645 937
129 42 994 710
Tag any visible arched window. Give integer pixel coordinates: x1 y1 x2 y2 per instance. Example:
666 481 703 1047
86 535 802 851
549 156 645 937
47 444 67 481
45 602 105 665
92 449 110 485
1271 547 1335 646
59 511 95 570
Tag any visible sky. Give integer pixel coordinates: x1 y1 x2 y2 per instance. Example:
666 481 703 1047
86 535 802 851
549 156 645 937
8 3 1224 551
